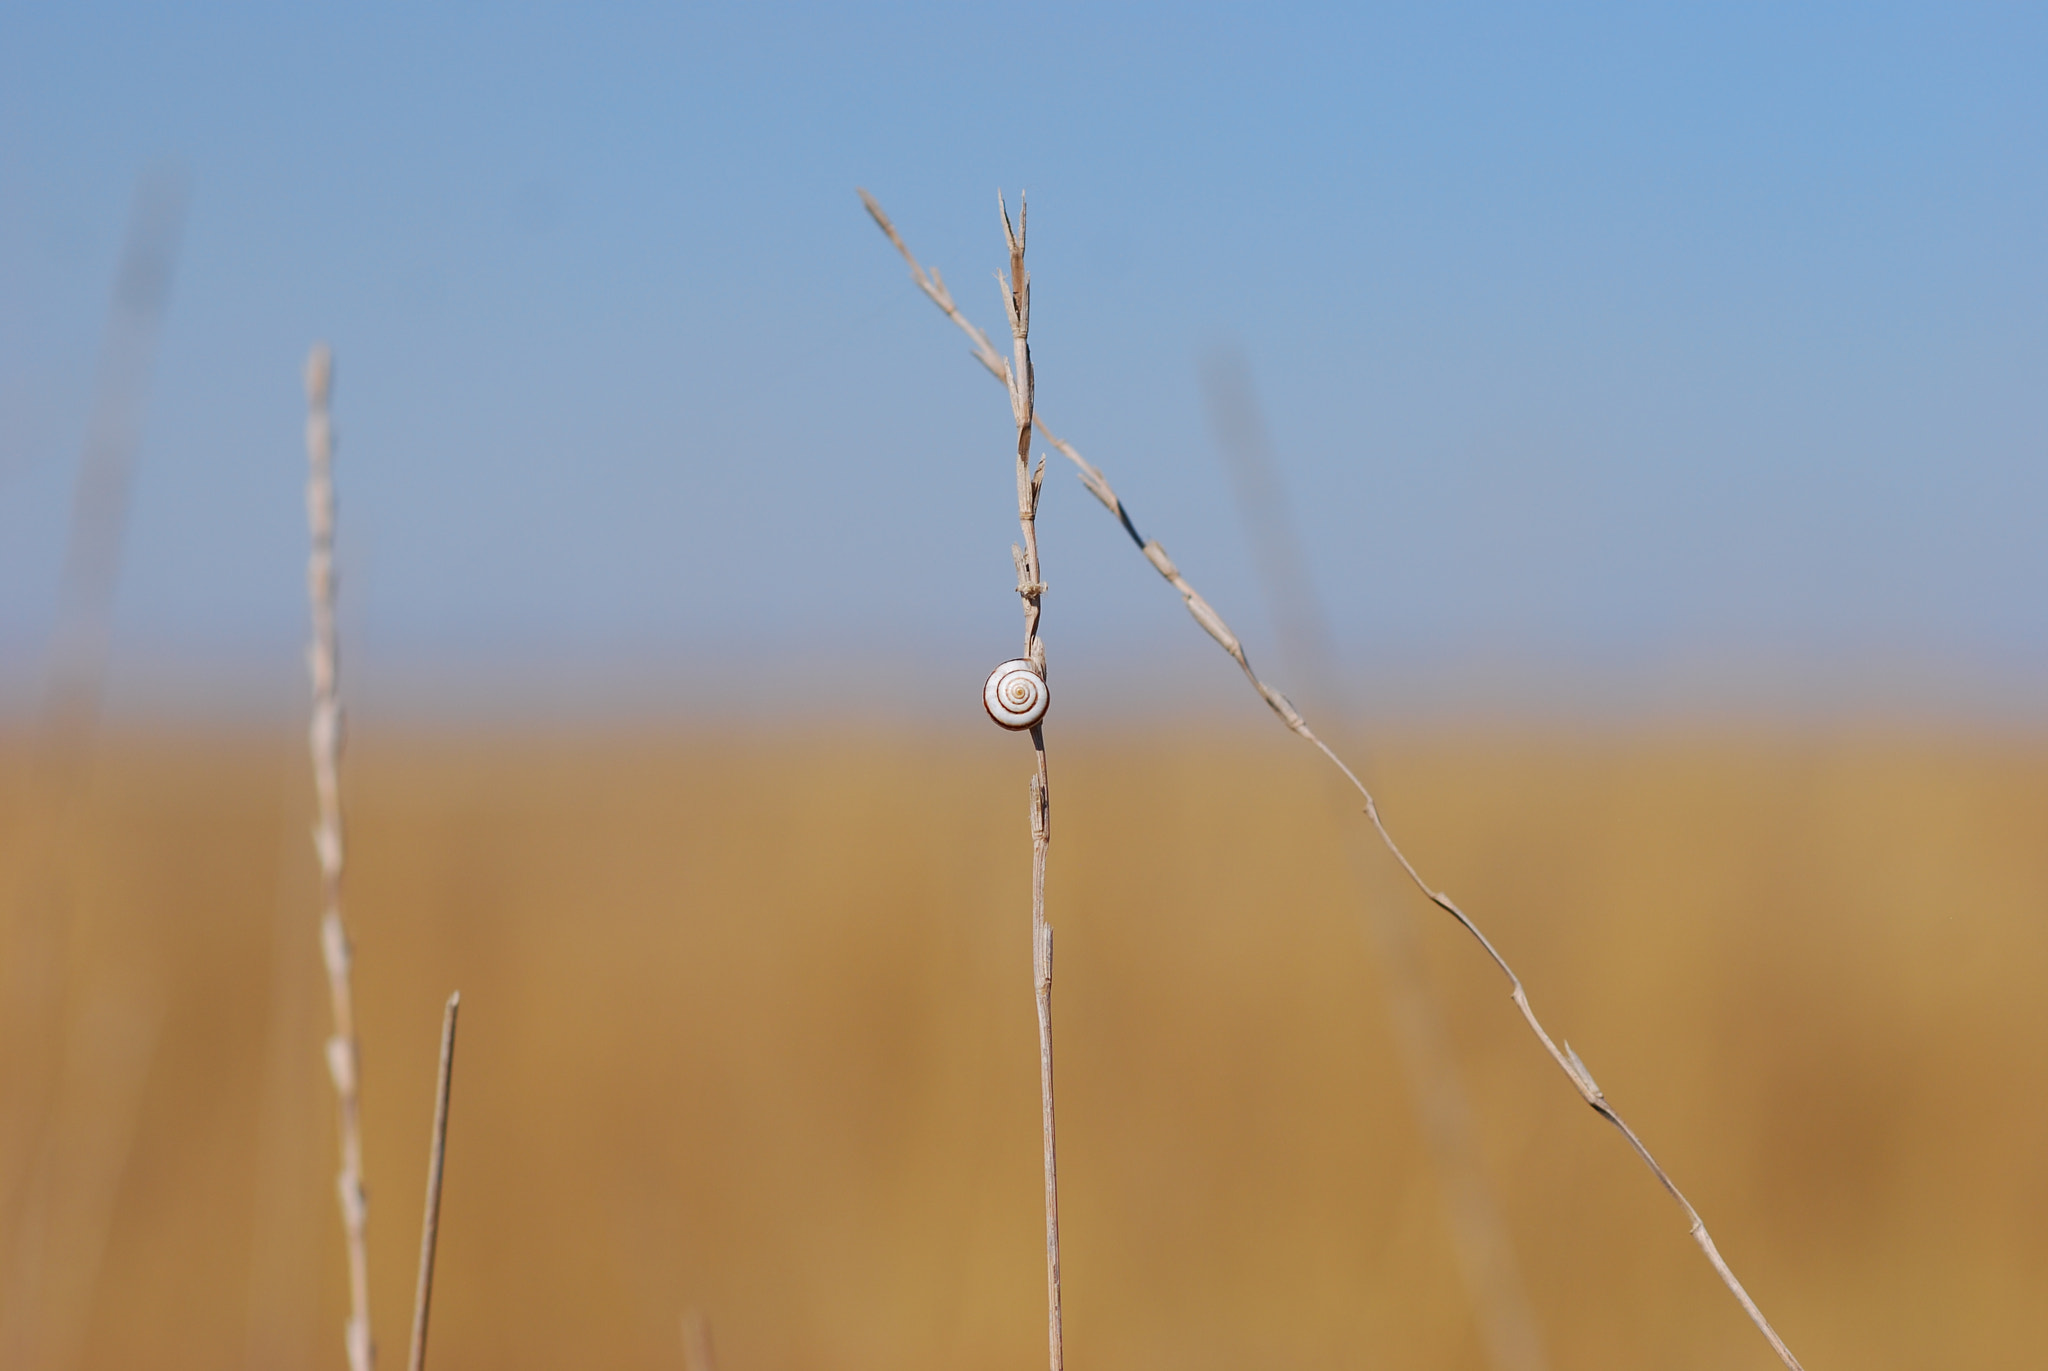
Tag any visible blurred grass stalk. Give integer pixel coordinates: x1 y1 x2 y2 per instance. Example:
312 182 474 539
305 342 375 1371
681 1309 718 1371
0 166 184 1371
1202 347 1550 1371
863 193 1807 1371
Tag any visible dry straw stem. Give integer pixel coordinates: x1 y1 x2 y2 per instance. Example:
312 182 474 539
1205 353 1548 1371
861 192 1806 1371
997 191 1066 1371
0 169 184 1294
407 993 461 1371
680 1309 718 1371
306 342 375 1371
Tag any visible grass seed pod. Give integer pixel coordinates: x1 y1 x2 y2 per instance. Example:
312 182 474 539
984 659 1049 730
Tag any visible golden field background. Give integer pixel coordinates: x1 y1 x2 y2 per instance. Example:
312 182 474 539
3 720 2047 1370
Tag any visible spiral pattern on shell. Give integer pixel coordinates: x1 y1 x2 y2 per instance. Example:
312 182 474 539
983 659 1049 731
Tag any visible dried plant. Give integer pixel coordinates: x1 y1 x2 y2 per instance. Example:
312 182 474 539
1204 351 1548 1371
862 193 1806 1371
407 993 461 1371
680 1309 718 1371
305 342 374 1371
0 168 184 1371
996 192 1066 1371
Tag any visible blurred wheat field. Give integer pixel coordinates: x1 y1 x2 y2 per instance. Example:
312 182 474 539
4 722 2047 1371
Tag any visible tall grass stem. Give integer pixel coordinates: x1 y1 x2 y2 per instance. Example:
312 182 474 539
407 993 460 1371
996 191 1064 1371
681 1309 718 1371
1203 351 1548 1371
306 342 375 1371
863 193 1805 1371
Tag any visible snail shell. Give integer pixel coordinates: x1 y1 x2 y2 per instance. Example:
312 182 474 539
983 659 1049 730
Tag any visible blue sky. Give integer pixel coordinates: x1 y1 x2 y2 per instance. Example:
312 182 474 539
2 3 2043 718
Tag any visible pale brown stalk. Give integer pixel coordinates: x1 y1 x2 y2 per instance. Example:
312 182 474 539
680 1309 718 1371
1204 352 1547 1371
996 190 1064 1371
862 195 1806 1371
0 168 184 1370
407 993 460 1371
306 343 374 1371
0 983 162 1371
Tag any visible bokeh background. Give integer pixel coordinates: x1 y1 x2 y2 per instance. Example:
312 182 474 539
3 4 2045 1369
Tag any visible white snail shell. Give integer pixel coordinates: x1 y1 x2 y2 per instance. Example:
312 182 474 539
983 659 1049 730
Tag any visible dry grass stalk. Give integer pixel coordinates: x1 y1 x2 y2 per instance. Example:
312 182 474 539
680 1309 718 1371
862 194 1806 1371
407 993 461 1371
995 191 1065 1371
1204 354 1548 1371
0 168 185 1288
0 981 162 1371
305 342 375 1371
